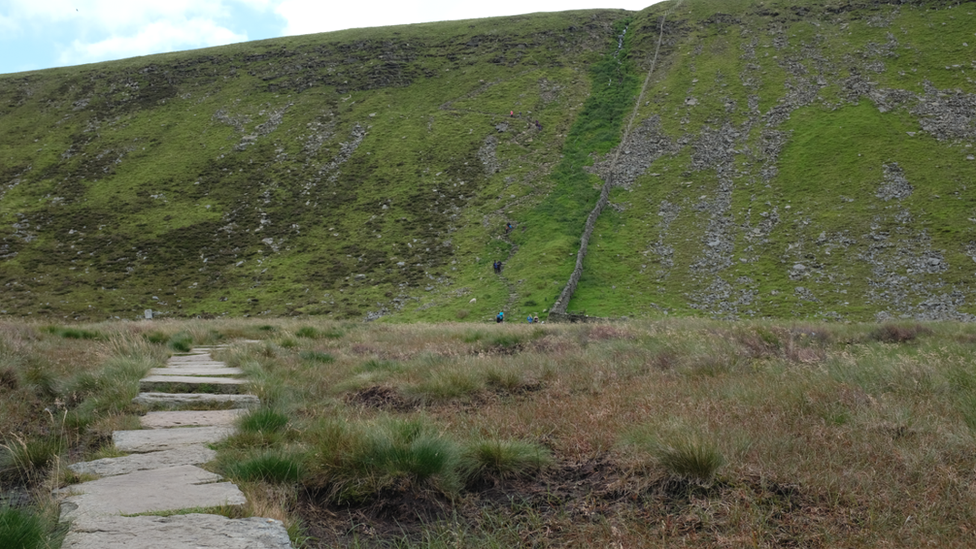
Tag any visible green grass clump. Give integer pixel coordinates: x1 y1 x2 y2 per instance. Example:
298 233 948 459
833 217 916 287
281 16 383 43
0 434 65 481
653 435 726 483
299 350 335 363
407 369 483 403
239 408 289 434
306 418 461 503
0 505 56 549
142 331 168 344
295 327 318 339
488 334 522 350
460 439 552 484
223 449 304 483
167 332 193 352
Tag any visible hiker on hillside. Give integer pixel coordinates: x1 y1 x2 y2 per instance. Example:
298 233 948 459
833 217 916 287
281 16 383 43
535 120 542 130
510 110 514 117
527 315 533 323
505 222 513 234
533 315 539 323
496 312 504 323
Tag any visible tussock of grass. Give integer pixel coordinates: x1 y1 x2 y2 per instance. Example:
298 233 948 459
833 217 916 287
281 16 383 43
0 434 65 482
239 408 290 434
460 439 552 484
652 435 726 483
305 417 461 503
299 350 335 364
358 359 401 373
0 504 58 549
143 331 168 344
223 449 305 484
406 368 482 403
167 332 193 353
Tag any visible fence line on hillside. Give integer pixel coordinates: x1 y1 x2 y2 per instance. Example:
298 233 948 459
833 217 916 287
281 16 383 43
550 0 685 316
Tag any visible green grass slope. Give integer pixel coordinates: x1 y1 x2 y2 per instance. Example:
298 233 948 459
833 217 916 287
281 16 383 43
0 0 974 322
0 10 629 320
568 0 976 322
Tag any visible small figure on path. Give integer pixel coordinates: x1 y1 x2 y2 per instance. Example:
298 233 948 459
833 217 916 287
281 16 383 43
510 110 514 117
527 315 533 323
533 315 539 323
496 312 504 323
535 120 542 130
505 222 513 234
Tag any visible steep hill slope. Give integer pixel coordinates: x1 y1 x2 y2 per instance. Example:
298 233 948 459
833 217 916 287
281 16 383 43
0 0 974 322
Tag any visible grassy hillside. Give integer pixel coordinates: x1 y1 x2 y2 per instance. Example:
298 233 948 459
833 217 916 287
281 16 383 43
0 0 974 322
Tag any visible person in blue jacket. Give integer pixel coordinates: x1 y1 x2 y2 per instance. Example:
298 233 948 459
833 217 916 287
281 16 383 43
496 312 504 323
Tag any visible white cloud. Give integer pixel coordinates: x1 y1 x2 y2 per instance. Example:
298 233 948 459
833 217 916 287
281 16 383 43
0 0 270 67
60 17 247 65
273 0 665 38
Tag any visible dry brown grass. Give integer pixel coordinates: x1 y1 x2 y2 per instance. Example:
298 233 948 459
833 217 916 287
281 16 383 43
4 318 976 547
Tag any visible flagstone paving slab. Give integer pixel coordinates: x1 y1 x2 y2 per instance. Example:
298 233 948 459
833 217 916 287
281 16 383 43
141 409 246 429
163 361 231 367
59 466 246 526
67 445 217 477
132 392 259 408
149 367 244 376
114 426 234 453
61 514 291 549
167 354 221 362
139 376 246 394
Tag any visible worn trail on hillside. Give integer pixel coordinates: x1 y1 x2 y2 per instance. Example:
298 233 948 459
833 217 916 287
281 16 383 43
551 2 683 316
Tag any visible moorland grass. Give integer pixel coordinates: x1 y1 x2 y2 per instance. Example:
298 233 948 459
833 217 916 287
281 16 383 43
6 317 976 546
651 434 726 483
459 439 552 484
0 504 59 549
222 448 305 484
239 408 289 434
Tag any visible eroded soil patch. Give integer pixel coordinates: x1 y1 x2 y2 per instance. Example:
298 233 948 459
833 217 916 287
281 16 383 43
296 456 864 547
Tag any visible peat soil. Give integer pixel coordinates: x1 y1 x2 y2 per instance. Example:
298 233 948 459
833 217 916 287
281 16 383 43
295 455 863 547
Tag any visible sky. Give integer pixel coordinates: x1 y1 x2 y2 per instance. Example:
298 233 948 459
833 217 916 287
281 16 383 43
0 0 667 75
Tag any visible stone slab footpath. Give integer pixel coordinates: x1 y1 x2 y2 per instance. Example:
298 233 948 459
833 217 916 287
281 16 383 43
58 343 291 548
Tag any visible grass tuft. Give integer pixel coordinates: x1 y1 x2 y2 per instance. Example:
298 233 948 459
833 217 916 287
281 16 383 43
653 435 726 483
224 449 305 483
0 505 53 549
460 439 552 484
0 434 65 481
239 408 289 434
299 350 335 364
306 417 461 503
167 332 193 352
